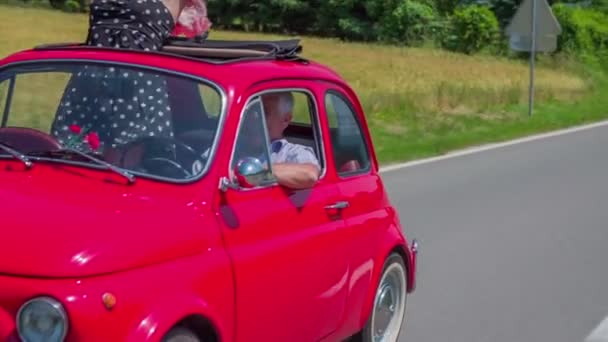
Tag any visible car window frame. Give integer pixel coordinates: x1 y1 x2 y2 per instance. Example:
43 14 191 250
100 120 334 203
228 96 276 188
227 87 328 191
0 75 15 128
324 88 373 178
0 59 228 184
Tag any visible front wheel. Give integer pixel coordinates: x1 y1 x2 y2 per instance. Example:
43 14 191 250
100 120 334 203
162 327 200 342
361 253 408 342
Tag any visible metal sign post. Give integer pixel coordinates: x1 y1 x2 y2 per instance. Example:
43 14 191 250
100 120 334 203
505 0 562 117
528 0 538 117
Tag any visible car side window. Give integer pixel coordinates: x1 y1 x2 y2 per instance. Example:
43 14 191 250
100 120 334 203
325 91 371 175
230 97 274 183
228 89 326 189
277 90 324 171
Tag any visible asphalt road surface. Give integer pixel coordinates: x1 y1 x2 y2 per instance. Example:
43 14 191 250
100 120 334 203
383 124 608 342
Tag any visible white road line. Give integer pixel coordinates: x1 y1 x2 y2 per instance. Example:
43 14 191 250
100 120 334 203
379 119 608 174
586 315 608 342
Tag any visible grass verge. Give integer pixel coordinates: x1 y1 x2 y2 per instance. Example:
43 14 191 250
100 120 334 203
373 65 608 164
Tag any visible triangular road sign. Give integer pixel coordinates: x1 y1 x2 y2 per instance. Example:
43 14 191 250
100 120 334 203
505 0 562 36
509 33 558 52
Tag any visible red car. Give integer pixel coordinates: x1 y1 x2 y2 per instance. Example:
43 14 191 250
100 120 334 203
0 38 418 342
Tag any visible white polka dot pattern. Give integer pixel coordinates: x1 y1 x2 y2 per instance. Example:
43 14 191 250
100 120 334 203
85 0 174 51
51 66 175 150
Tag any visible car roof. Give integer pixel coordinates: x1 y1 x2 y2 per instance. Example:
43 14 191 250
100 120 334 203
0 38 349 91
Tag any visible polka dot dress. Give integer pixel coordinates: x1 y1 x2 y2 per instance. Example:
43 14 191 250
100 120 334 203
51 0 177 151
86 0 175 51
51 65 175 150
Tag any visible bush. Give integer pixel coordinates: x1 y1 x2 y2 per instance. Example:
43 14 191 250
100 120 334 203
336 17 377 41
378 0 438 46
552 4 608 65
63 0 79 11
48 0 65 8
314 0 377 41
439 5 500 54
590 0 608 13
434 0 462 15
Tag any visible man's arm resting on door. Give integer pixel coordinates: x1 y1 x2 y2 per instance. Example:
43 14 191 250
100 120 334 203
272 163 320 189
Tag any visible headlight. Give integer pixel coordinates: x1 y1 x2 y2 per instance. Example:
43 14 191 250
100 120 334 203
17 297 68 342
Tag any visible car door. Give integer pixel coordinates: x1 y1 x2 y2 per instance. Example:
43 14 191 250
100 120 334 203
319 84 396 332
215 84 349 342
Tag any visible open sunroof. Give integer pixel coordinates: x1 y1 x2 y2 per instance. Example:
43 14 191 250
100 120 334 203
32 36 307 64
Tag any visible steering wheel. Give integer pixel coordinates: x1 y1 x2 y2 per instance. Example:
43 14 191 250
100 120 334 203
120 136 204 178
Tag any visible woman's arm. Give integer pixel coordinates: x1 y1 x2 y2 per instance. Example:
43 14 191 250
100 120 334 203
161 0 188 23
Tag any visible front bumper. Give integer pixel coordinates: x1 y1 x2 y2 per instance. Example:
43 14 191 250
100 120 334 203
0 250 234 342
0 306 18 342
409 238 419 292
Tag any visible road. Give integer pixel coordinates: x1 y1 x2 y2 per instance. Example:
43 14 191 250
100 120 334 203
383 124 608 342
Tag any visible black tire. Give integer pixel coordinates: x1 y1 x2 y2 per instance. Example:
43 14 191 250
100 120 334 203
162 327 201 342
360 253 408 342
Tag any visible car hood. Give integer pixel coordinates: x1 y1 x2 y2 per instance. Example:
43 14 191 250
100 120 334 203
0 163 212 278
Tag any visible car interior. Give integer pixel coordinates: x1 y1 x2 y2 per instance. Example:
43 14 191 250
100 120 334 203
167 83 371 175
0 67 369 178
166 76 218 152
284 123 368 174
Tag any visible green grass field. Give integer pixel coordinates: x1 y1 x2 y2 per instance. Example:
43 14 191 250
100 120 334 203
1 4 607 164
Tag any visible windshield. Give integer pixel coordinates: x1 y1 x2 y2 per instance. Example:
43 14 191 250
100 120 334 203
0 61 224 182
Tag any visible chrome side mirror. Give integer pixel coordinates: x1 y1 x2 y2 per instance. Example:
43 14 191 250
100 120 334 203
233 157 267 189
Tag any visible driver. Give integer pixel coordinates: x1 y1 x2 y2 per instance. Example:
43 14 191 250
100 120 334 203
201 91 320 189
261 92 320 189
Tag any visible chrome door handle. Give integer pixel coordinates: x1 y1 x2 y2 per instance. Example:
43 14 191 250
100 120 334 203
325 201 350 210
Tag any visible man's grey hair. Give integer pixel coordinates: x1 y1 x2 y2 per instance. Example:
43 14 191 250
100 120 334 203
276 91 294 117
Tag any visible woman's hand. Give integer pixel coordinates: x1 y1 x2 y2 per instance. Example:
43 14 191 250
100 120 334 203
172 0 211 37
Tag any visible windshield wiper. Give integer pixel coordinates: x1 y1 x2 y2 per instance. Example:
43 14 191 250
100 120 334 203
29 148 136 184
0 142 33 169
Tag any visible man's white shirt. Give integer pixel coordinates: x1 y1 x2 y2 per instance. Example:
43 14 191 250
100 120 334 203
269 139 320 168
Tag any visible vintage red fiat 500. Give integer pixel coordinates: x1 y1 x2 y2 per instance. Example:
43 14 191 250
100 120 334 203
0 38 418 342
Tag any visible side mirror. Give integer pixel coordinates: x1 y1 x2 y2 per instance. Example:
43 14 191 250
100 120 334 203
233 157 268 189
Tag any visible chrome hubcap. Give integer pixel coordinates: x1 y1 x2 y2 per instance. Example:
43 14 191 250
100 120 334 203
371 263 406 342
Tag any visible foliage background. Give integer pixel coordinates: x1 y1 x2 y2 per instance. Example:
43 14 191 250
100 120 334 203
10 0 607 69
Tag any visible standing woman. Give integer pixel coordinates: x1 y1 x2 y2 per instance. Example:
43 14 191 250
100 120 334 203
86 0 211 50
51 0 211 166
